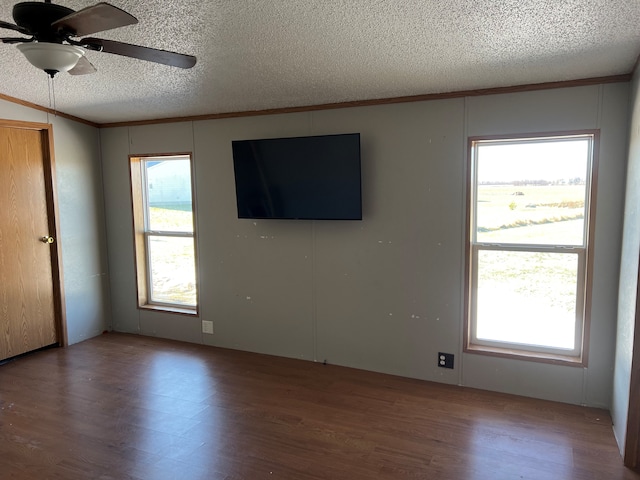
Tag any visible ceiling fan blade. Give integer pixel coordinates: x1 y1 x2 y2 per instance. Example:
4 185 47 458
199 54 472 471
52 2 137 37
1 37 29 44
84 37 197 69
68 55 97 75
0 19 28 35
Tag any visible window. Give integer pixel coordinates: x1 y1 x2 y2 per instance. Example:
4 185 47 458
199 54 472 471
465 132 598 364
130 154 198 314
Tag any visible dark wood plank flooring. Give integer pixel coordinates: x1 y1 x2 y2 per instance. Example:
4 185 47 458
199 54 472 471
0 332 637 480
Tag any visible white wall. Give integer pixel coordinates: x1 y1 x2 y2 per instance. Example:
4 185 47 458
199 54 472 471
463 84 629 407
612 70 640 452
101 83 629 407
0 100 110 344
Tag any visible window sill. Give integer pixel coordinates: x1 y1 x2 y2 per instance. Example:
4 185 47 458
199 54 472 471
464 343 585 367
138 304 198 317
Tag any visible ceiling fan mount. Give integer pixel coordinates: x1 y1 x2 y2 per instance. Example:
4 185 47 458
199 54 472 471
12 1 73 41
0 0 196 77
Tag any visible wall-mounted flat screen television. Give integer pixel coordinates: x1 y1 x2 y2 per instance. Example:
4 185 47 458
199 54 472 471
232 133 362 220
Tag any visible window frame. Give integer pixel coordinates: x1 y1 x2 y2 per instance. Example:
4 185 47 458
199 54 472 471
130 153 199 315
464 131 599 366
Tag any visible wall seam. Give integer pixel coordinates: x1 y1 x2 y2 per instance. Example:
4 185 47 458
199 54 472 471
310 111 318 362
96 127 114 332
459 96 468 387
581 84 605 406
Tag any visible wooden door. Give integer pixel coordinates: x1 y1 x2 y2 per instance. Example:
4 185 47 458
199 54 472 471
0 121 64 360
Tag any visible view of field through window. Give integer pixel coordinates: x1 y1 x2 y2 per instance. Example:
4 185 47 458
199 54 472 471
472 138 591 352
145 158 197 306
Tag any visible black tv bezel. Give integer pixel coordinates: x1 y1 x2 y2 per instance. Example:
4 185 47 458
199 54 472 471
231 133 362 221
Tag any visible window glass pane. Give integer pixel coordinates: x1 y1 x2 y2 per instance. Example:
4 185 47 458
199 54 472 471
145 159 193 232
148 235 196 306
476 250 578 350
475 140 589 246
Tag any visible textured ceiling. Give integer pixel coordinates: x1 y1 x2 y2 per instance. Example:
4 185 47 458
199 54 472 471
0 0 639 124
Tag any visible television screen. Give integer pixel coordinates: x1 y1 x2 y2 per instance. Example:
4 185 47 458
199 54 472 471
232 133 362 220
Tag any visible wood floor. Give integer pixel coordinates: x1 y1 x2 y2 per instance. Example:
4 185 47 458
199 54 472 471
0 333 637 480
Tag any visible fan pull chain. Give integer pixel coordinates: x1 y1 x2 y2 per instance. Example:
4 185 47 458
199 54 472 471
47 76 51 123
47 76 57 122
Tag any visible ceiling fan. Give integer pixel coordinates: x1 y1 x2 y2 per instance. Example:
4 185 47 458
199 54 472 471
0 0 196 77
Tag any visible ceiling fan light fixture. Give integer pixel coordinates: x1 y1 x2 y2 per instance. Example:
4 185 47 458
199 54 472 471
17 42 85 75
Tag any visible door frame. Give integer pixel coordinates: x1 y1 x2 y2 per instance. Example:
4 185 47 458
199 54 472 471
1 119 67 347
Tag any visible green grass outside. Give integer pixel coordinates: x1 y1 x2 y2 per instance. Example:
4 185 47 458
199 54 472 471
149 202 192 212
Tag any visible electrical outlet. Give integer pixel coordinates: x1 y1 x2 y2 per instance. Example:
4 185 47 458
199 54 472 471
438 352 454 369
202 320 214 334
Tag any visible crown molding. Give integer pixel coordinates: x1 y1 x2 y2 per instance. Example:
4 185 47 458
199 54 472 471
99 74 632 128
1 73 632 129
0 92 99 128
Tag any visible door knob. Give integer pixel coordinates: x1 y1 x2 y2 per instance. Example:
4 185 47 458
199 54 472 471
41 236 55 244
